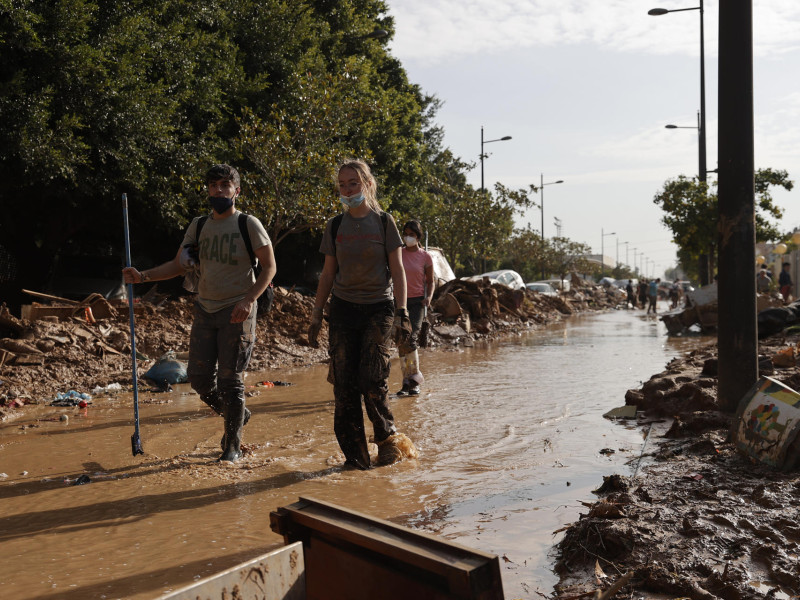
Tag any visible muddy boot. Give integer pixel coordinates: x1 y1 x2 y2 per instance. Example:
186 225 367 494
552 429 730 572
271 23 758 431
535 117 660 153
376 434 403 466
396 382 410 397
407 384 420 396
218 400 245 462
200 389 224 416
220 406 251 450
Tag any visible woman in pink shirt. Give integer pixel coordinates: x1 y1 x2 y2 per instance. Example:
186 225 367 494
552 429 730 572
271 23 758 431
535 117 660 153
398 220 434 396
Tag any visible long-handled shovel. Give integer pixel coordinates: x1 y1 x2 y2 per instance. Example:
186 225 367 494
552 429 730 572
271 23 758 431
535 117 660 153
122 193 144 456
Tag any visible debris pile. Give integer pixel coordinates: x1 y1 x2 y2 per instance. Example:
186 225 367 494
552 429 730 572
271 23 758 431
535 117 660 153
0 278 619 420
554 323 800 599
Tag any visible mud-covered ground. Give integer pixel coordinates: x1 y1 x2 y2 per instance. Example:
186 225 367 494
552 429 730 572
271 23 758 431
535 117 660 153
554 334 800 600
4 282 799 599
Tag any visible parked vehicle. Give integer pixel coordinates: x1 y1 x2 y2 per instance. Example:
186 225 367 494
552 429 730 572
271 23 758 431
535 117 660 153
466 269 525 290
541 278 571 292
526 282 557 296
425 247 456 286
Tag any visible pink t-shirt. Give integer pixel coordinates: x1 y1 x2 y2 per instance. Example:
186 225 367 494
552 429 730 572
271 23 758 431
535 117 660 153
402 247 433 298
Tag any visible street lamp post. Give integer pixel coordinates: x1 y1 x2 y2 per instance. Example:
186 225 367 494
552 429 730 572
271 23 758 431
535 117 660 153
480 127 512 192
665 111 706 180
601 228 616 278
649 0 706 185
539 174 564 279
624 241 630 267
650 0 710 285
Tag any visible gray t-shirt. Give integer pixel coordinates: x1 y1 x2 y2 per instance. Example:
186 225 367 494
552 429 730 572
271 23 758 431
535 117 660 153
319 210 403 304
182 210 271 313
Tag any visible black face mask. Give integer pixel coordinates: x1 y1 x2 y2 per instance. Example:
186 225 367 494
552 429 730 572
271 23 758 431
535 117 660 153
209 196 234 214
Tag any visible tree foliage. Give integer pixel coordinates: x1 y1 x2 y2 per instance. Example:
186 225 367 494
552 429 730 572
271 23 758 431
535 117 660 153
653 169 793 279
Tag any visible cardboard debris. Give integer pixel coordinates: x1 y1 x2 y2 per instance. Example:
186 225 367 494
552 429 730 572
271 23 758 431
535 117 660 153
603 405 638 419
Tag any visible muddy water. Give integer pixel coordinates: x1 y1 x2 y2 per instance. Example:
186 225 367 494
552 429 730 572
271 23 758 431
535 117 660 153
0 309 711 600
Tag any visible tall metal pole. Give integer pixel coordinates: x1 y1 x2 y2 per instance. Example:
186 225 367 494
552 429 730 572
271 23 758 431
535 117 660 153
540 173 545 279
717 0 757 412
698 0 707 184
480 126 485 192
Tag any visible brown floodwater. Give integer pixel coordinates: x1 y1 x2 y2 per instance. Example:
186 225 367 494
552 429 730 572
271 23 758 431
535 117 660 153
0 308 712 599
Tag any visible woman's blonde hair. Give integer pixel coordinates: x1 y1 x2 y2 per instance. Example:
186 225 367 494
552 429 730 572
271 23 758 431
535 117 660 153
337 158 380 212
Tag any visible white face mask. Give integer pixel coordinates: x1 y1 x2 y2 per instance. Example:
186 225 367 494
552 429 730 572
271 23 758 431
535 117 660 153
404 236 418 247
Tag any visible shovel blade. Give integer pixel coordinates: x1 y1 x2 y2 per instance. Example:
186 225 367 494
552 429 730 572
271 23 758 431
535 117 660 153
131 432 144 456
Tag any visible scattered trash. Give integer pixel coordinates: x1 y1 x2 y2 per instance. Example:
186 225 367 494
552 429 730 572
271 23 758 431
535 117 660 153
0 473 7 479
731 376 800 470
144 350 188 385
603 405 637 419
91 382 123 395
50 390 93 407
72 474 91 486
684 472 704 481
20 470 28 476
771 344 798 368
59 414 69 422
598 448 616 455
252 380 294 388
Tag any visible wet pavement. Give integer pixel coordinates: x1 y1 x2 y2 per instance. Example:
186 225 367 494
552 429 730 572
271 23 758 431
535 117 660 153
0 307 712 599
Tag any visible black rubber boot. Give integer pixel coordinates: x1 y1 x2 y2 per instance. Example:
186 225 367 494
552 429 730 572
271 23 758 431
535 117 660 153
218 399 246 462
200 389 224 415
220 406 250 450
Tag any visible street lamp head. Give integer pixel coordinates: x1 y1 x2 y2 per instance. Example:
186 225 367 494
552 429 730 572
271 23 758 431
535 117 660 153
648 8 669 15
365 28 388 39
554 180 564 184
665 124 678 129
500 136 512 141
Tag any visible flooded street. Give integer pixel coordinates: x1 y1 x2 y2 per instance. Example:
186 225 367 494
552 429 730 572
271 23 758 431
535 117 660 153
0 308 712 599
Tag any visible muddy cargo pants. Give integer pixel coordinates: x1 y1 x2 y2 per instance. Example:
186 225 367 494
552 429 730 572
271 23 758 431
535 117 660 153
187 302 256 425
328 296 396 469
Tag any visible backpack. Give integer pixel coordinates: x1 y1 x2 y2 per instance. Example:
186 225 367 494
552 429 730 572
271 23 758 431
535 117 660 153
196 212 261 277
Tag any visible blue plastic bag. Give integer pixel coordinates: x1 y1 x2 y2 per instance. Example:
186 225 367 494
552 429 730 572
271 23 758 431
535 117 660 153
144 351 188 385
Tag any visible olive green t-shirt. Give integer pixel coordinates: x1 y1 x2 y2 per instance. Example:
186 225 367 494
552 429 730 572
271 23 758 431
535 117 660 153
181 210 271 313
319 210 403 304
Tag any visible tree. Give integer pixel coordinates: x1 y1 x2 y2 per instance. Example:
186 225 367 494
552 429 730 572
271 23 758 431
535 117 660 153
653 169 792 281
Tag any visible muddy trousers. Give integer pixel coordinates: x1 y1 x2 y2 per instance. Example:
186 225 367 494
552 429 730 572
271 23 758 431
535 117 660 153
187 302 256 456
328 296 396 469
399 297 426 387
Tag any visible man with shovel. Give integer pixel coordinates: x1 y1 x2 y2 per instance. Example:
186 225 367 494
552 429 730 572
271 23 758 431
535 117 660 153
123 164 276 462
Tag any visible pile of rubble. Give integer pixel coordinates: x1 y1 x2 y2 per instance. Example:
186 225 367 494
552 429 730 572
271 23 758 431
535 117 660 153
0 276 620 420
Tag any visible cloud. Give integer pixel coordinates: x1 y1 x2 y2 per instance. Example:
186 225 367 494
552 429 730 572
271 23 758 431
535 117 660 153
388 0 800 65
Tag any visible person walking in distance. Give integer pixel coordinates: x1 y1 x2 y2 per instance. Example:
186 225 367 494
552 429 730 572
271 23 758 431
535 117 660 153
779 262 793 303
123 164 276 462
647 278 660 314
397 220 434 396
307 159 416 469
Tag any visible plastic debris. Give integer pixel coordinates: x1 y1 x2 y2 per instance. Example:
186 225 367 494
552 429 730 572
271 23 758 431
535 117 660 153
253 380 294 388
144 350 188 385
91 382 123 395
72 474 91 486
50 390 92 407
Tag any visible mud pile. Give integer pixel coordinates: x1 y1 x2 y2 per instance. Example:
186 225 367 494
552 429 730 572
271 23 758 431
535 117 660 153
554 333 800 600
0 279 607 419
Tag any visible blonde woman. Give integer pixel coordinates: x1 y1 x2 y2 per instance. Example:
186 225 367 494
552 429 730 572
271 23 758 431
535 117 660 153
308 159 414 469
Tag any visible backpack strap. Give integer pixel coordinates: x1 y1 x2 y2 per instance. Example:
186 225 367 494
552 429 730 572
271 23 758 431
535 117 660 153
195 215 209 240
237 212 261 276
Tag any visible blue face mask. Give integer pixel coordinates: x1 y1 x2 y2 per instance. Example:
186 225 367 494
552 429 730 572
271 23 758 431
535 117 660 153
209 195 234 214
340 192 364 209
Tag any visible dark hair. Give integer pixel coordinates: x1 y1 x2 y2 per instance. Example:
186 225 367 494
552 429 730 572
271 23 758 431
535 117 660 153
206 164 241 188
402 220 423 240
784 262 791 268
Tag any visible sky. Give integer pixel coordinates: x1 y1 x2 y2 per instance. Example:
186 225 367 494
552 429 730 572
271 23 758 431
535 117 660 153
385 0 800 279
